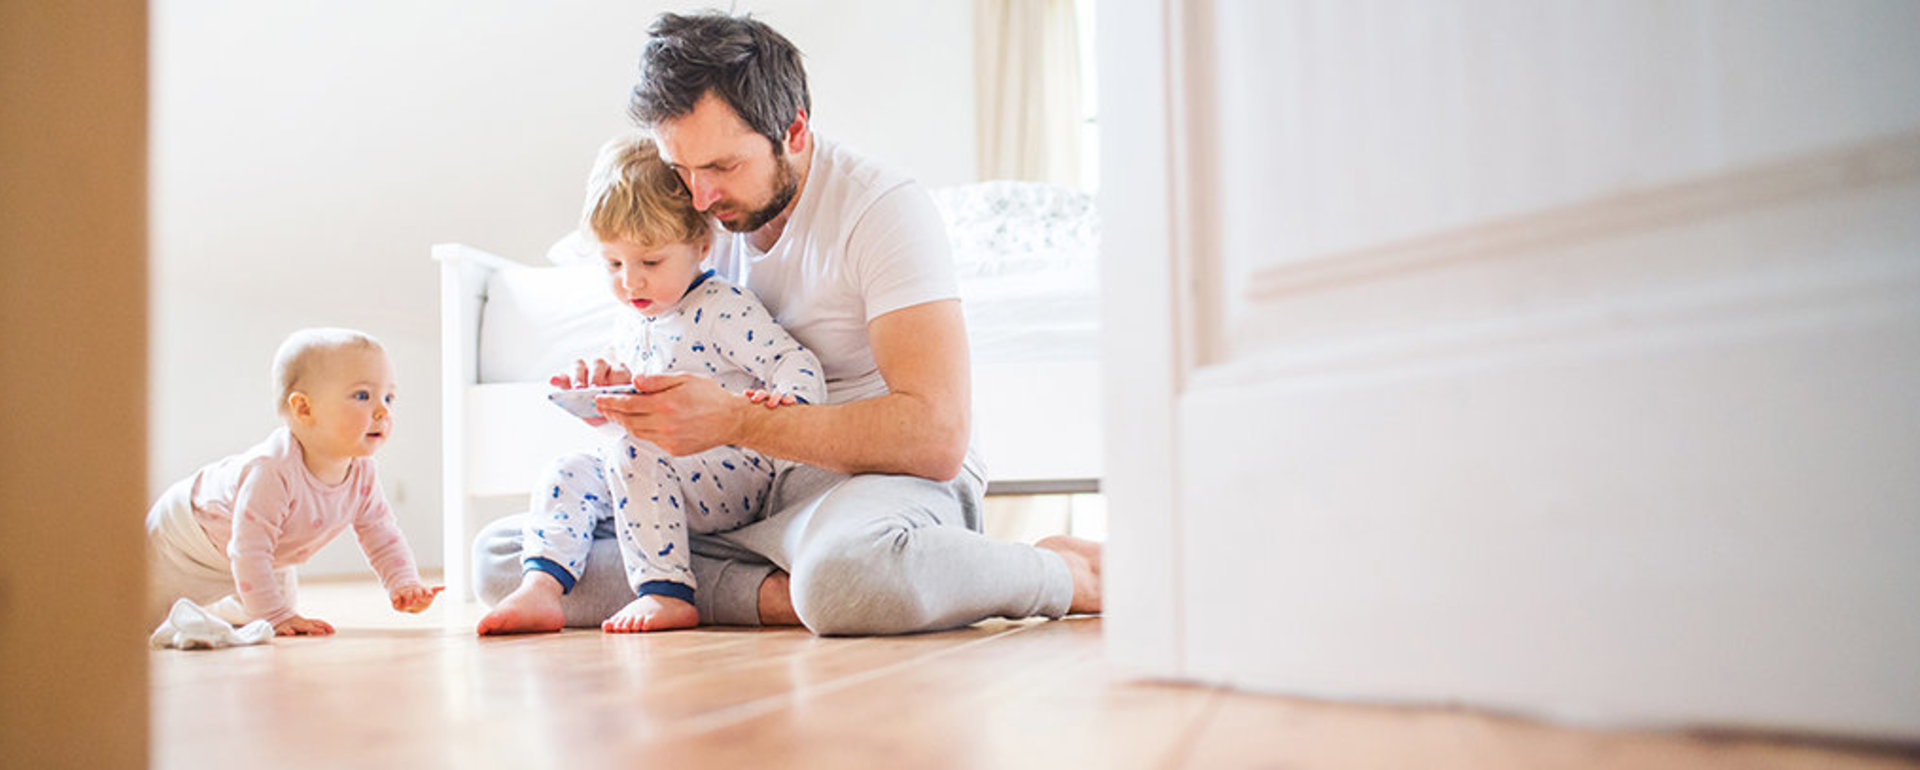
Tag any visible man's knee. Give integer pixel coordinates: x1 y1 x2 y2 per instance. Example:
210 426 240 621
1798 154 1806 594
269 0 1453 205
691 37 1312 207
788 526 932 636
471 514 526 606
784 474 966 635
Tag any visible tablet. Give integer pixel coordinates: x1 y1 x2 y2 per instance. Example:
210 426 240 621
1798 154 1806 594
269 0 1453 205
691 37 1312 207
546 384 639 420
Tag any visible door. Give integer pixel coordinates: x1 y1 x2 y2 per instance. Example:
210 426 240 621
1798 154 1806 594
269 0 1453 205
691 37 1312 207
1 0 150 764
1101 0 1920 740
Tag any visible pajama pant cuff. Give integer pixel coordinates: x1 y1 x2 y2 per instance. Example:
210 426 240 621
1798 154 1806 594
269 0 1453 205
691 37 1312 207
637 580 695 604
523 557 578 595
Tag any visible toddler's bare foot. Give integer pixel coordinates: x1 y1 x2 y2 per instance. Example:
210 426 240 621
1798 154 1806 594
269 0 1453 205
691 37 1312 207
476 573 566 636
603 594 699 633
1036 535 1103 615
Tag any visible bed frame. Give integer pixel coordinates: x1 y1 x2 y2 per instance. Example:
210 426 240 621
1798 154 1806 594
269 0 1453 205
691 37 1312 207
435 242 1102 601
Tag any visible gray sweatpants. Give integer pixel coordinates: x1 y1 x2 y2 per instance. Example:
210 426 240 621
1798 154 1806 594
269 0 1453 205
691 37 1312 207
473 457 1074 635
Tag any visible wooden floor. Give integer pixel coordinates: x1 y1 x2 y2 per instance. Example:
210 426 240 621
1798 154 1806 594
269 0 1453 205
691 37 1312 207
152 578 1918 769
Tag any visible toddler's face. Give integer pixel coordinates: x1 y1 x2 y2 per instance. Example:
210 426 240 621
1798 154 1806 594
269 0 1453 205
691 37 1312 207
601 239 707 317
299 347 397 458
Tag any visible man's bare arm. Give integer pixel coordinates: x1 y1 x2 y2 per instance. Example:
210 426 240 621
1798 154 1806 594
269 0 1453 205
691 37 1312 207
599 299 972 481
738 299 971 480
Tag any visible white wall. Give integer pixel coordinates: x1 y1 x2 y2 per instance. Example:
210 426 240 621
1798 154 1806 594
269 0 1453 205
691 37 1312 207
150 0 975 576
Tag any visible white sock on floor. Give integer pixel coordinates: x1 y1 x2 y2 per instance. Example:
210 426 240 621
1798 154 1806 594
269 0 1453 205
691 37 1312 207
149 598 274 650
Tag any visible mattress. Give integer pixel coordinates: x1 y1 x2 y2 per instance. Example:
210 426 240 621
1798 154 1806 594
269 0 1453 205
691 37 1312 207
960 264 1100 364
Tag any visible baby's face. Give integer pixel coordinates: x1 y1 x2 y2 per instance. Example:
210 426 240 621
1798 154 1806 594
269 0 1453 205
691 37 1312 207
601 239 706 317
299 347 397 458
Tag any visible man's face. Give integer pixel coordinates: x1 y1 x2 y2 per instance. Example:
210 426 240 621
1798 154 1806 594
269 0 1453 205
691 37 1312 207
653 92 799 233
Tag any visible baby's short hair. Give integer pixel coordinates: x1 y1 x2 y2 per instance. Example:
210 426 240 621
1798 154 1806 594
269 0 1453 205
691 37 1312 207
271 327 384 416
582 133 711 248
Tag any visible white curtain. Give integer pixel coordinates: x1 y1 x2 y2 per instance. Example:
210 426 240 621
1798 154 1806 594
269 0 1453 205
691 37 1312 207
975 0 1083 185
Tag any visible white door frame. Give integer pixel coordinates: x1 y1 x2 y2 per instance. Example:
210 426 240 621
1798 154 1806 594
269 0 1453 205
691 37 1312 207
1097 0 1201 677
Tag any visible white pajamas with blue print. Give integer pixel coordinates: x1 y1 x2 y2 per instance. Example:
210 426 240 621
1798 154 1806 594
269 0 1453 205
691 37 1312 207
522 273 826 603
528 436 774 597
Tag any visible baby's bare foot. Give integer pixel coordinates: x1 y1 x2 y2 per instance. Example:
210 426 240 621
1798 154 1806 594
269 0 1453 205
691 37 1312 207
603 594 699 633
476 574 566 636
1036 535 1103 615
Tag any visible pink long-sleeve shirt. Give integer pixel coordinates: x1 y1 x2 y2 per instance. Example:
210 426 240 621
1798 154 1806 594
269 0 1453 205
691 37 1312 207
185 427 421 624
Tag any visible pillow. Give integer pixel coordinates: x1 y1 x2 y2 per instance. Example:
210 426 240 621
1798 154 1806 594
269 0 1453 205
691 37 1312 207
545 229 598 266
928 181 1100 279
476 263 621 383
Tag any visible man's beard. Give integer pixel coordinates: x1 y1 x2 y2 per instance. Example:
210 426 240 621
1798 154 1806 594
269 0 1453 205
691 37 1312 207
719 154 800 233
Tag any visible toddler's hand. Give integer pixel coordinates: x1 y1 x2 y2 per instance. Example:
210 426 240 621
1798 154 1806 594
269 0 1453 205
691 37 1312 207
552 358 633 389
552 360 634 427
744 389 800 410
390 584 445 613
274 615 335 636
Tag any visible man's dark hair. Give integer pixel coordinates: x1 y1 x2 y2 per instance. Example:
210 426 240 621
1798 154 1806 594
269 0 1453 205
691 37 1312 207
629 12 811 152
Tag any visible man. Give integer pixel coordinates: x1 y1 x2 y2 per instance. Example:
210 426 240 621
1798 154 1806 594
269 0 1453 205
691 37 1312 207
475 11 1100 635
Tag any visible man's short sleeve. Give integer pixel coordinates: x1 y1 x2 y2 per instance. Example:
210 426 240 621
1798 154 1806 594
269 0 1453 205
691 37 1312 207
848 183 959 322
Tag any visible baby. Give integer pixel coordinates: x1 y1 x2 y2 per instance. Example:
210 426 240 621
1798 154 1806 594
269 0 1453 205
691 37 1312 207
146 328 440 636
477 134 825 635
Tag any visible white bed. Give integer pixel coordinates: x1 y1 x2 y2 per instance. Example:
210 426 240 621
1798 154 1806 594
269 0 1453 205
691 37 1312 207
435 181 1102 600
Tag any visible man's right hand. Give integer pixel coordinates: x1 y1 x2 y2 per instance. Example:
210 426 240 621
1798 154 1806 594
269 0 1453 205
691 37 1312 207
598 372 749 457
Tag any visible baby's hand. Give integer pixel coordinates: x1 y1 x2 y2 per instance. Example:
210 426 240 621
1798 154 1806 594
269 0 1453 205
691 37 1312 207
744 389 800 410
274 615 336 636
390 584 445 613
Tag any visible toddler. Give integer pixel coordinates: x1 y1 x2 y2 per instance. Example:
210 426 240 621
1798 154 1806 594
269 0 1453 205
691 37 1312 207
146 328 440 636
477 134 825 635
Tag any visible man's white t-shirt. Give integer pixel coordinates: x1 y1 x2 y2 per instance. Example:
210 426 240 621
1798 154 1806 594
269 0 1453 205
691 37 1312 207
707 135 957 406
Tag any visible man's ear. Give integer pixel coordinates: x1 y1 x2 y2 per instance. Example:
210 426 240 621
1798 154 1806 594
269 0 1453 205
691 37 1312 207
783 109 809 155
287 391 313 424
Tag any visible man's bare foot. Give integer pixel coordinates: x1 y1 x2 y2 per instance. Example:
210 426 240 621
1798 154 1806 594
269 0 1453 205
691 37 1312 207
476 572 566 636
1036 535 1103 615
758 570 801 626
603 594 699 633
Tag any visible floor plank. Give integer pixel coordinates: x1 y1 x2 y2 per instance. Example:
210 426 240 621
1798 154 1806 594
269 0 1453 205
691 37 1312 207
150 578 1920 769
639 618 1222 769
1181 687 1920 770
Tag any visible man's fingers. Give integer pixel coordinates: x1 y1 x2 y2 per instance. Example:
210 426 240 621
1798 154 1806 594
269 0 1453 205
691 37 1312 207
631 371 691 393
